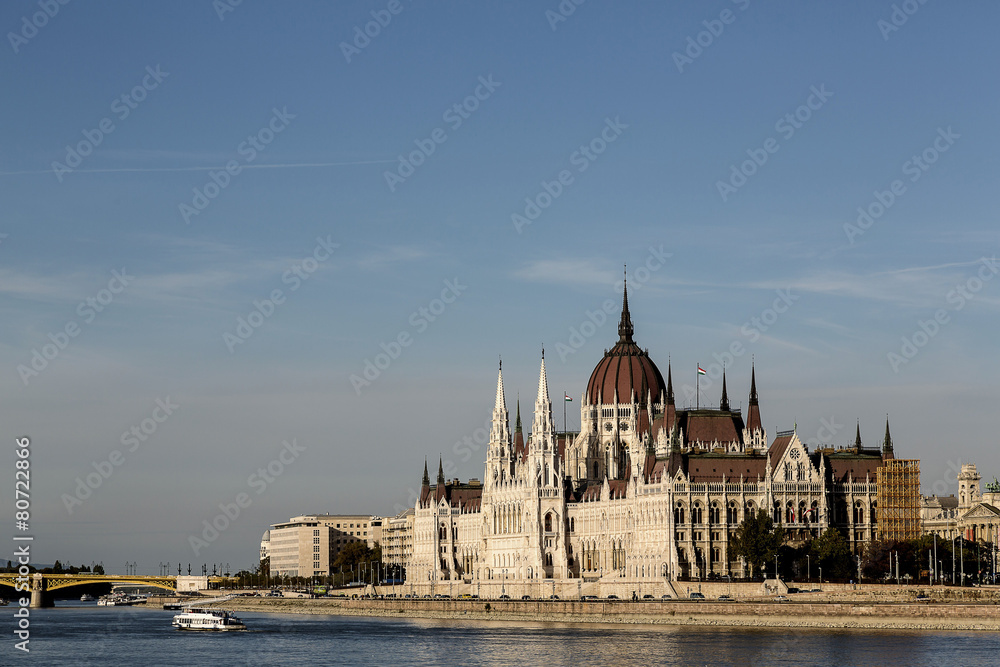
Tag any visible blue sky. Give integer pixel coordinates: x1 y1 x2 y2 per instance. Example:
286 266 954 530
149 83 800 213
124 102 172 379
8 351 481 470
1 1 998 573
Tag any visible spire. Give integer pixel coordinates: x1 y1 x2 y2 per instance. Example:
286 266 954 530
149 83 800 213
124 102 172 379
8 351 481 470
515 399 522 433
535 353 551 406
854 421 862 449
720 368 730 412
666 361 674 405
422 458 429 486
745 362 763 435
618 265 634 342
437 457 445 485
494 360 507 414
882 417 894 457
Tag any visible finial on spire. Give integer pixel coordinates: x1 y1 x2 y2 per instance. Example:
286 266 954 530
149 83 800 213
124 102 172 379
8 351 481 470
618 266 634 342
437 456 445 485
855 421 862 449
422 458 430 486
749 361 758 405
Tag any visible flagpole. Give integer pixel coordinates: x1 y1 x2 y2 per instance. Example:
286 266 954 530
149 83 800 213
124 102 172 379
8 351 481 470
564 389 567 435
696 364 700 409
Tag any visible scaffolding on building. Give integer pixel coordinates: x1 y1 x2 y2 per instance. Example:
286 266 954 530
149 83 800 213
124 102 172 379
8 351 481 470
877 459 921 541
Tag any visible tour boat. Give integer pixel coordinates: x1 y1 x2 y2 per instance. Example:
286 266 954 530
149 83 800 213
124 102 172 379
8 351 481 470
80 594 96 602
172 608 247 631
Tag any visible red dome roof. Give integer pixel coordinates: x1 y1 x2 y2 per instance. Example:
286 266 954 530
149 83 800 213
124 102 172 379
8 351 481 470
585 282 665 405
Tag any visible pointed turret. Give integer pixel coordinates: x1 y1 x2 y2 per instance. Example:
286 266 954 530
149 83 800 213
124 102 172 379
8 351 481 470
666 362 674 405
854 421 862 450
422 458 430 487
745 363 763 440
617 267 635 342
489 360 511 449
494 359 507 414
720 369 730 412
514 398 525 460
437 457 445 485
882 417 894 459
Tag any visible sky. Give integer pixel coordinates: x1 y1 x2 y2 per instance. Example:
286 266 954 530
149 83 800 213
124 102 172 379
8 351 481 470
1 1 998 575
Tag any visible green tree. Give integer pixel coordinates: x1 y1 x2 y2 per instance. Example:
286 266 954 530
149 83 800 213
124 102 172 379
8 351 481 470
811 528 853 580
730 509 784 579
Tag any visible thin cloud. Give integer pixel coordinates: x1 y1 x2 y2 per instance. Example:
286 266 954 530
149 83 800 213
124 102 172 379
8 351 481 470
0 159 396 177
514 259 617 287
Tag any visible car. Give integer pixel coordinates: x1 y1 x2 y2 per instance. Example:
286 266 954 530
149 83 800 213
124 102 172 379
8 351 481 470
422 594 431 598
661 594 672 600
915 594 930 601
689 592 705 600
786 587 799 594
642 594 654 600
718 595 733 602
498 594 511 600
774 595 788 602
403 594 412 598
607 594 619 600
581 595 597 601
549 595 559 600
521 595 531 600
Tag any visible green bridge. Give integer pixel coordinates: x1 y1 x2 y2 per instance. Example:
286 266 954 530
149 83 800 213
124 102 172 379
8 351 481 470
0 574 229 607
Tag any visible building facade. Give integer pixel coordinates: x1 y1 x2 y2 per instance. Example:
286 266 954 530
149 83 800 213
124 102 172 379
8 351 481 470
923 464 1000 544
408 283 903 592
268 514 377 578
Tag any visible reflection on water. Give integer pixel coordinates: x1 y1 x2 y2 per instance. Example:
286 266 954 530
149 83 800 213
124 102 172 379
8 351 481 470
23 603 1000 667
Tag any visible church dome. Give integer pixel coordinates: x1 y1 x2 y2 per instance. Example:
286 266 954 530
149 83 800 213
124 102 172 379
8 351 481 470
586 282 665 405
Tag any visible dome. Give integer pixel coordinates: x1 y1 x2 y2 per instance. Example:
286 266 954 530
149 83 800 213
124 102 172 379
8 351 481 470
586 282 665 405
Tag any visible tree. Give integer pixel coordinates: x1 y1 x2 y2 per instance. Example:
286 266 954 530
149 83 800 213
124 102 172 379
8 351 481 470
730 509 784 579
811 528 853 580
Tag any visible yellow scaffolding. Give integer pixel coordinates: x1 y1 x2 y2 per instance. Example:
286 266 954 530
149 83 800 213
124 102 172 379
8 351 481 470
877 459 921 542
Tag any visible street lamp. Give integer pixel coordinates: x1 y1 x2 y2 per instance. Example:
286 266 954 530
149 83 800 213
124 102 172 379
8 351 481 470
807 555 810 582
819 566 822 584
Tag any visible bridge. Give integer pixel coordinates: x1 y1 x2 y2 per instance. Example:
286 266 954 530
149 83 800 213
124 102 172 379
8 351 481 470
0 574 231 607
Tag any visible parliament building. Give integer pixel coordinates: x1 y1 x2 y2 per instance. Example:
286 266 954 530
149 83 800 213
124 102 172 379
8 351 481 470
408 282 900 595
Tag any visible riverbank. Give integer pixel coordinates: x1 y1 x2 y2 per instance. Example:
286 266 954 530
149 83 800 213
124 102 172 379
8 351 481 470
201 596 1000 631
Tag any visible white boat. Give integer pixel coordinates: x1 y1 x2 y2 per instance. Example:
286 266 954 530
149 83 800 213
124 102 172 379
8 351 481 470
172 608 246 631
97 593 141 606
80 594 96 602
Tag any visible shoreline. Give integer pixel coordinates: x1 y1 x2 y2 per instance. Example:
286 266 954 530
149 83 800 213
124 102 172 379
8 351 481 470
198 597 1000 632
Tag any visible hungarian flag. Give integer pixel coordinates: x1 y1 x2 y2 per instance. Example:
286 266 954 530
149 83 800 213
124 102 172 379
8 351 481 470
697 366 707 376
564 393 572 402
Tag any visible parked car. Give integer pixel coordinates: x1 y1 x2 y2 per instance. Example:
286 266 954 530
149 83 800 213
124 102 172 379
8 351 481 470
498 594 511 600
774 595 788 602
689 592 705 600
548 595 559 600
718 595 733 602
607 594 619 600
521 595 531 600
661 594 672 599
642 594 654 600
581 595 597 600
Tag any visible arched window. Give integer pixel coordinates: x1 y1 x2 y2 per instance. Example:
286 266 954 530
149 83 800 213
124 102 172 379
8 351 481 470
798 501 807 524
674 502 685 524
727 502 739 524
786 502 794 524
709 502 720 524
854 502 865 524
593 462 599 478
544 513 553 533
692 503 703 524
